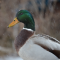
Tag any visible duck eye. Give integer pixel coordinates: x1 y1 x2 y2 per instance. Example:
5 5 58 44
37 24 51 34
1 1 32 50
14 20 15 21
20 13 23 15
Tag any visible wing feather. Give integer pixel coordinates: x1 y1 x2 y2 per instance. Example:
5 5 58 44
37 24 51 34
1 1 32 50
30 34 60 58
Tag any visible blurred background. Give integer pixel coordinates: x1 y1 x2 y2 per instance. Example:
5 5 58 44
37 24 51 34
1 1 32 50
0 0 60 60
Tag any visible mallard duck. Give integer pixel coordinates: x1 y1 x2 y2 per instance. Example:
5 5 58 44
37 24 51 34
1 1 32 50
8 10 60 60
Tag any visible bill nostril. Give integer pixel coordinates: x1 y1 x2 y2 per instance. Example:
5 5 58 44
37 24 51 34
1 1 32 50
14 20 15 21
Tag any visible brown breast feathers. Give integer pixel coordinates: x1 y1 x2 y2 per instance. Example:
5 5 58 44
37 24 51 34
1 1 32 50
14 29 34 52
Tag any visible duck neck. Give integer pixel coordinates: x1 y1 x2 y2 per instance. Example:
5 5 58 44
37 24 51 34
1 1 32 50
24 16 35 31
14 29 34 52
24 22 35 31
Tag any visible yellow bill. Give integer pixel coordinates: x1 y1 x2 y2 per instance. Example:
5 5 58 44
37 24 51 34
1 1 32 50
8 17 19 28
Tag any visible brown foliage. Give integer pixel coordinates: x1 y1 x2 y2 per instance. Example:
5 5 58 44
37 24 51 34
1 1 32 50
0 0 60 56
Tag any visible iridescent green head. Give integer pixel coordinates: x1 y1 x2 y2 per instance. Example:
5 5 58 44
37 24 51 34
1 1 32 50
8 10 35 31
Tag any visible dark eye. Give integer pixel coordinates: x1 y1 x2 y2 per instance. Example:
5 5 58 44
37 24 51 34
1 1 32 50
20 13 23 15
14 20 15 21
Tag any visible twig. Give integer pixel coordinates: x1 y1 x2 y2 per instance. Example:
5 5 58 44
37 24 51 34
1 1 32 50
0 46 13 53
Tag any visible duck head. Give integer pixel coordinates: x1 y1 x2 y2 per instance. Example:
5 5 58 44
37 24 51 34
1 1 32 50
8 10 35 31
